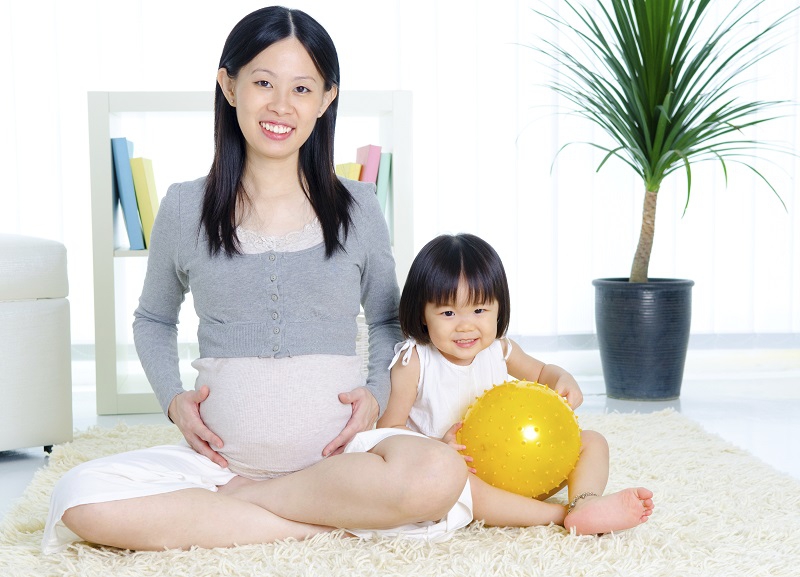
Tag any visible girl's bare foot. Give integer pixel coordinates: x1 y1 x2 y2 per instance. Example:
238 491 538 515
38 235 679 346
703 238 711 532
564 487 654 535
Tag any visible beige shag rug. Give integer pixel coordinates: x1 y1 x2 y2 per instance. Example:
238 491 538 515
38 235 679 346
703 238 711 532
2 409 799 577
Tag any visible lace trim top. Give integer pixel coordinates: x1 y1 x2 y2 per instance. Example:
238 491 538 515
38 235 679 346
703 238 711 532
236 218 323 254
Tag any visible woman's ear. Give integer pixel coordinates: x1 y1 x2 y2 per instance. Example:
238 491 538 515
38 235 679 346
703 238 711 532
217 68 236 106
318 85 338 117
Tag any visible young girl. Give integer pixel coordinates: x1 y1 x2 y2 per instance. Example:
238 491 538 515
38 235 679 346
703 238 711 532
378 233 655 535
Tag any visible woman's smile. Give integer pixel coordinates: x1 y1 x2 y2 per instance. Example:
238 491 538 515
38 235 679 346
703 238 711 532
218 37 337 164
260 121 294 140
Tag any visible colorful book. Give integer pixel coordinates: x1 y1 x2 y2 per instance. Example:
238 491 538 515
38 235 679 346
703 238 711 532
335 162 363 180
110 137 145 250
356 144 382 184
376 152 392 214
130 157 160 248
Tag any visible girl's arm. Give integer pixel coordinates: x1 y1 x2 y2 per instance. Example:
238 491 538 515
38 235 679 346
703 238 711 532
376 348 421 429
504 338 584 409
379 349 476 471
380 348 476 471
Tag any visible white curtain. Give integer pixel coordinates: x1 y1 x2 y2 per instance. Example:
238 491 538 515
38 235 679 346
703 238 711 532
1 0 798 349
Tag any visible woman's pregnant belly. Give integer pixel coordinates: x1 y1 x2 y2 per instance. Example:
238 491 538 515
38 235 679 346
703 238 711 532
193 355 363 480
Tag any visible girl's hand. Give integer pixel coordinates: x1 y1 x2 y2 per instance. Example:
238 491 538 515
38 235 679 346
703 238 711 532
506 340 583 409
441 422 476 473
553 375 584 409
168 386 228 468
322 386 379 457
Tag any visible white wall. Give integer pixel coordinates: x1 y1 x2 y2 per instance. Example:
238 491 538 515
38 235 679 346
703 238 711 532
1 0 798 349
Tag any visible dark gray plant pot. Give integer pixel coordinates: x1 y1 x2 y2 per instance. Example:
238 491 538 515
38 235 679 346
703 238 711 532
592 278 694 401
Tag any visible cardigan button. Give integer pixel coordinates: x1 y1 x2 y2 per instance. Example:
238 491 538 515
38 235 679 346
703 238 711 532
271 294 278 301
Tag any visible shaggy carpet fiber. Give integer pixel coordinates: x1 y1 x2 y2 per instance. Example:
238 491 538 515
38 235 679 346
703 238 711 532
1 409 799 576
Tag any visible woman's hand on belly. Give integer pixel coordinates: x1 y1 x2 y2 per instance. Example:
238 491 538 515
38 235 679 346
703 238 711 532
168 385 228 468
322 386 379 457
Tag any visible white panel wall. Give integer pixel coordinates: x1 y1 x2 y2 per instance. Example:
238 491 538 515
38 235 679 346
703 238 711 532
1 0 798 347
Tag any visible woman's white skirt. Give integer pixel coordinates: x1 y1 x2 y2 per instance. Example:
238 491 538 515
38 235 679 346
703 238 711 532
41 441 237 553
343 428 473 543
42 429 472 553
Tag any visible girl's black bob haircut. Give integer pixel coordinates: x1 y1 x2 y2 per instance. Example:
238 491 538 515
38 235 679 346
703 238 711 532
399 233 511 344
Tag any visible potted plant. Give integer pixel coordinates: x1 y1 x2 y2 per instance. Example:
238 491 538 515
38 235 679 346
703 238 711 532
534 0 795 400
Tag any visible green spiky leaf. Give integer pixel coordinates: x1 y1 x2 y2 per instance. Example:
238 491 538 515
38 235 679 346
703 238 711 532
530 0 796 282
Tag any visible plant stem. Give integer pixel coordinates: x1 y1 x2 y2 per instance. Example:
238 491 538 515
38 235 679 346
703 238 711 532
630 188 659 283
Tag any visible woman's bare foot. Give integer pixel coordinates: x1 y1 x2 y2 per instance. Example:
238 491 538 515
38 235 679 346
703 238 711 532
564 487 654 535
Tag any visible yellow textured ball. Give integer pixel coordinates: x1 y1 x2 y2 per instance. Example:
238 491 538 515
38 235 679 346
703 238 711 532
457 380 581 498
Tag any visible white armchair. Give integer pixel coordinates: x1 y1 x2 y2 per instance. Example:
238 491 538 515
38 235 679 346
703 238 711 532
0 234 73 452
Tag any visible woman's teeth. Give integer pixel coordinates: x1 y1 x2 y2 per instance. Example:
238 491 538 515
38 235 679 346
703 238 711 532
261 122 292 134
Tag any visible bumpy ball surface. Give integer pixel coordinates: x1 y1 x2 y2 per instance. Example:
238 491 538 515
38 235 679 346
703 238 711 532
457 380 581 498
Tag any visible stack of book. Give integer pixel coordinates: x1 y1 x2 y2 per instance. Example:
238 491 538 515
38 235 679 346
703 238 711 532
335 144 392 214
110 137 160 250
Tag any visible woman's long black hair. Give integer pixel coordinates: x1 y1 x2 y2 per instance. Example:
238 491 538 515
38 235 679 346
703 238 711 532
202 6 353 257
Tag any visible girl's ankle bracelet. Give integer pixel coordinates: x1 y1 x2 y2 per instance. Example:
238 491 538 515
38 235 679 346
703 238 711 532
566 492 598 514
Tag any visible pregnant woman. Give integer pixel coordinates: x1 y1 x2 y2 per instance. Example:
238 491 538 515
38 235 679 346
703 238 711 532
42 6 467 553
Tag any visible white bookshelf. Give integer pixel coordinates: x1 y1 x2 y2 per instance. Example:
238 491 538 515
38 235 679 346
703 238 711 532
88 90 413 415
